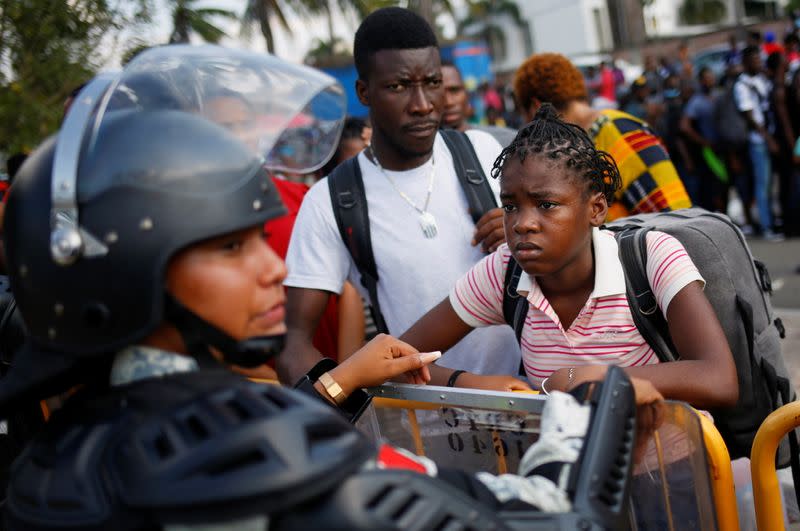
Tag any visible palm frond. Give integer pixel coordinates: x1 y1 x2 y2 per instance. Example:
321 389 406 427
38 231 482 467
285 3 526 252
187 12 228 42
194 7 238 19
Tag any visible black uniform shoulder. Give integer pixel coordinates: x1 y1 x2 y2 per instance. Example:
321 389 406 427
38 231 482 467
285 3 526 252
5 370 374 530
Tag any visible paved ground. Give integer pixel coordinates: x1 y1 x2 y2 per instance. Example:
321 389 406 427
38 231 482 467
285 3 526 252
747 237 800 387
748 237 800 312
778 308 800 388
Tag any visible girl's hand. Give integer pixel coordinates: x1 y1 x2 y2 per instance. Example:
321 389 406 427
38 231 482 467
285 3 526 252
546 365 609 392
328 334 441 395
631 377 665 433
457 373 532 392
630 377 666 464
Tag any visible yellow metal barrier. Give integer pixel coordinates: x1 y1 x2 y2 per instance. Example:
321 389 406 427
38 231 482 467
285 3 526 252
751 401 800 531
697 413 740 531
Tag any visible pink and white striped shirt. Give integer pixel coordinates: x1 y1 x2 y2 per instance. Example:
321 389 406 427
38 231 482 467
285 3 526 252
449 228 704 385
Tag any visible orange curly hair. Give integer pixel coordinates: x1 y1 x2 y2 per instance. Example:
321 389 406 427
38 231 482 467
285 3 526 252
513 53 588 114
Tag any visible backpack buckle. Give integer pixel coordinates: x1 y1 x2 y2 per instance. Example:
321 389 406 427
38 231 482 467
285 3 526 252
635 290 658 315
754 260 772 293
337 190 356 209
775 318 786 339
465 168 484 185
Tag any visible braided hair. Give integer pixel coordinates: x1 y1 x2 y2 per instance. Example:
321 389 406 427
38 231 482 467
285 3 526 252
491 104 621 204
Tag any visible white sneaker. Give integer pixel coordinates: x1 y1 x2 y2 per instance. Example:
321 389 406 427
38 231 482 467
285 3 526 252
763 230 786 242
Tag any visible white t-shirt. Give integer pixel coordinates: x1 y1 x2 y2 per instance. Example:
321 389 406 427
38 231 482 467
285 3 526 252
285 130 521 375
733 72 772 144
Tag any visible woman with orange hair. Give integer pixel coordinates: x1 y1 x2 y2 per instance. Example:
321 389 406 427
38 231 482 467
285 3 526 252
514 53 691 220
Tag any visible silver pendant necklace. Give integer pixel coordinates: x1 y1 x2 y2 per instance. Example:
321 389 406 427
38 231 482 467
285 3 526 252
369 145 438 239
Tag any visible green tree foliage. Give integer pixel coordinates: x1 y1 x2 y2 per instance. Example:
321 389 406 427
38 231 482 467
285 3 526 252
304 36 351 66
0 0 149 154
241 0 294 54
169 0 237 44
299 0 369 65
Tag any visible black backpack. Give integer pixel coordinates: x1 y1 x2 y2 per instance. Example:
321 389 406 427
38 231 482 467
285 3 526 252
328 130 498 334
502 209 796 467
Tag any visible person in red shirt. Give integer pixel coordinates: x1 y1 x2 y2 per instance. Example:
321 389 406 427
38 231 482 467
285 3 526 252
598 61 617 104
266 177 365 367
763 31 784 56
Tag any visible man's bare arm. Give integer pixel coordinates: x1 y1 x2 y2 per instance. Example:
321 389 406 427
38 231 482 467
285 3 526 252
277 287 332 384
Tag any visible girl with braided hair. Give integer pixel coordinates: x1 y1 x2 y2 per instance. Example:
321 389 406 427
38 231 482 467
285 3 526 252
402 104 738 409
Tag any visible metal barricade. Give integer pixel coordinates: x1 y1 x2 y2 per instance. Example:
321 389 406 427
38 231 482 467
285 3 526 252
697 413 740 531
358 383 723 530
751 401 800 531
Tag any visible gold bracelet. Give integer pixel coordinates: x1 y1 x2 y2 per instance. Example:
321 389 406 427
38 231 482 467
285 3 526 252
318 371 347 405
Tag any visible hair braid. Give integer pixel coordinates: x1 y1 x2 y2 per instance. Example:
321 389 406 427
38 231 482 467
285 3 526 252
491 104 621 203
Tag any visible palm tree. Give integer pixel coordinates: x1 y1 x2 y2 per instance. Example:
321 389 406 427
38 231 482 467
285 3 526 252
458 0 531 61
240 0 293 55
304 36 351 66
303 0 370 61
168 0 237 44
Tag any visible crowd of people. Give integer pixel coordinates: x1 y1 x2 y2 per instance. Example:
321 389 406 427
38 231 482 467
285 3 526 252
0 5 797 530
609 31 795 239
621 29 800 241
399 22 800 241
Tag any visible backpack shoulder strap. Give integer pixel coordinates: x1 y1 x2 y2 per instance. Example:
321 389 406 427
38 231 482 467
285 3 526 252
502 255 529 345
502 255 529 376
613 227 677 363
439 129 498 224
327 158 389 334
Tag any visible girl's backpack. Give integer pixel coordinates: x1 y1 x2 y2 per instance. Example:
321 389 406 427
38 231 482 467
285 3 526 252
503 209 795 469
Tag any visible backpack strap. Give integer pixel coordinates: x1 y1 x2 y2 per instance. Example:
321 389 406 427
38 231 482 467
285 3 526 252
502 256 528 344
439 129 498 223
613 227 678 363
502 255 529 376
328 157 389 335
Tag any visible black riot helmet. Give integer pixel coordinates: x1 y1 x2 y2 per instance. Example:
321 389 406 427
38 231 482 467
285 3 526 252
0 45 346 410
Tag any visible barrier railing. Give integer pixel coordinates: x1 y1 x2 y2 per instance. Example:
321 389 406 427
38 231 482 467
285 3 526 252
697 413 740 531
751 401 800 531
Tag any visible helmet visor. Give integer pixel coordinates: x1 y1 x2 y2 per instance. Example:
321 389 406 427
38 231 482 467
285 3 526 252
99 45 346 174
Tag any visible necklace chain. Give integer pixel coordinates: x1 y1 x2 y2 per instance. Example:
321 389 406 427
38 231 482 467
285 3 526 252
368 145 435 215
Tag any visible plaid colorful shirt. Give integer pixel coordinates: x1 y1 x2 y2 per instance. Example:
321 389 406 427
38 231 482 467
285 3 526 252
589 109 692 220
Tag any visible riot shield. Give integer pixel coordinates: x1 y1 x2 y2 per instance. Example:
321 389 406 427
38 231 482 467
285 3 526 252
358 384 721 530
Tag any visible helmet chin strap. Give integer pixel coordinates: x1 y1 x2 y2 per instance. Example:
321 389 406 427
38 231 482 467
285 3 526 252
163 294 285 369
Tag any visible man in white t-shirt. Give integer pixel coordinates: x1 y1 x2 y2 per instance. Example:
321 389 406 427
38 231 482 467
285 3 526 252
279 7 524 389
734 46 782 241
